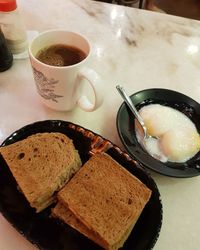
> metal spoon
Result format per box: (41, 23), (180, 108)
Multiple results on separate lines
(116, 85), (152, 140)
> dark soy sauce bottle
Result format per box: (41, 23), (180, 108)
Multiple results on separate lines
(0, 29), (13, 72)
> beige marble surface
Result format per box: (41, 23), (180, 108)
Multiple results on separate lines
(0, 0), (200, 249)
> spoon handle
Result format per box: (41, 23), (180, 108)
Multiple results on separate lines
(116, 85), (145, 127)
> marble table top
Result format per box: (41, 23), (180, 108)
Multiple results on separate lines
(0, 0), (200, 249)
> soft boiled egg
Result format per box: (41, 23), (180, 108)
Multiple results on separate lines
(139, 104), (195, 137)
(160, 128), (200, 163)
(136, 104), (200, 163)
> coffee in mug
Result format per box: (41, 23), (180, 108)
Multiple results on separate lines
(29, 29), (103, 112)
(36, 44), (87, 67)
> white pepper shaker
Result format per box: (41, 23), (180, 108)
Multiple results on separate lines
(0, 0), (28, 54)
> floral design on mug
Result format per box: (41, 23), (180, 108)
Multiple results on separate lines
(33, 67), (63, 102)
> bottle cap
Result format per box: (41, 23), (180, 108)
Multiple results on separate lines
(0, 0), (17, 12)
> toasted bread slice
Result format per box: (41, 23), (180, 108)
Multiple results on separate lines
(52, 201), (106, 248)
(0, 132), (82, 212)
(54, 153), (152, 250)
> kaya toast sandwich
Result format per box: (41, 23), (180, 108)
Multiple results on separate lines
(0, 132), (82, 212)
(52, 153), (152, 250)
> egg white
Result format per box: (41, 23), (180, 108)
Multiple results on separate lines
(137, 104), (200, 163)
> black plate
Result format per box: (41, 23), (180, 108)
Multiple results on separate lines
(0, 120), (162, 250)
(117, 88), (200, 178)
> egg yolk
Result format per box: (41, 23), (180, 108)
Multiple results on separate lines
(160, 128), (200, 162)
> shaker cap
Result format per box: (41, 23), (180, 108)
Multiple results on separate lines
(0, 0), (17, 12)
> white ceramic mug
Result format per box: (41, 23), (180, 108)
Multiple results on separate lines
(29, 29), (103, 111)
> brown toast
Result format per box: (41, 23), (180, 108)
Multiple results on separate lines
(0, 132), (82, 212)
(53, 153), (152, 250)
(52, 201), (106, 248)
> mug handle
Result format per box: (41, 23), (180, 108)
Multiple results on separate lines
(76, 67), (103, 112)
